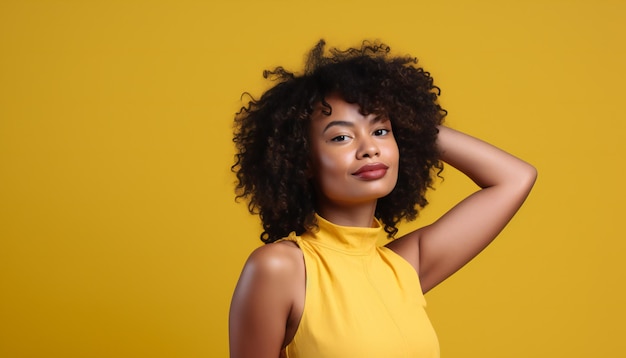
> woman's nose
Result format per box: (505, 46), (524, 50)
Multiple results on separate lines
(357, 136), (380, 159)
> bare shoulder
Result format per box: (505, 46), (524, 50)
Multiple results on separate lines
(385, 228), (424, 273)
(235, 240), (304, 296)
(244, 240), (303, 278)
(229, 241), (304, 357)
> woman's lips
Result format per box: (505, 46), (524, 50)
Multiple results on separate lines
(352, 163), (389, 180)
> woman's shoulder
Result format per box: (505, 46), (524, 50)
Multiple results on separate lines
(230, 241), (305, 356)
(243, 241), (304, 282)
(385, 229), (423, 273)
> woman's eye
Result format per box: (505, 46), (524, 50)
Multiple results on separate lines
(374, 129), (390, 136)
(330, 135), (348, 142)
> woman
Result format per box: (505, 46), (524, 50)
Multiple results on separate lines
(229, 40), (537, 357)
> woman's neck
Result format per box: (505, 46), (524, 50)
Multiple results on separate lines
(316, 201), (378, 228)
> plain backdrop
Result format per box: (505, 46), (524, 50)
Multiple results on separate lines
(1, 0), (625, 357)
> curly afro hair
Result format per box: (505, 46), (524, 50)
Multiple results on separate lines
(232, 39), (446, 243)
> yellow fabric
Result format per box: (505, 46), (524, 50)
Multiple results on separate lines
(281, 214), (439, 358)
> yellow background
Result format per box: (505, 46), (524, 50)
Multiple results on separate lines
(1, 0), (624, 357)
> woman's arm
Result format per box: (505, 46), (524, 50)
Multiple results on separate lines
(387, 125), (537, 293)
(229, 243), (302, 358)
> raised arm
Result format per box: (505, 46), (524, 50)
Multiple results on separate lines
(387, 126), (537, 293)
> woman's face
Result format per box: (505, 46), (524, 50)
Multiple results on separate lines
(308, 94), (399, 210)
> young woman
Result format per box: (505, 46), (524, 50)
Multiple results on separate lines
(229, 40), (537, 358)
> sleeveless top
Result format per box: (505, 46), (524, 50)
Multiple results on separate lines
(280, 214), (439, 358)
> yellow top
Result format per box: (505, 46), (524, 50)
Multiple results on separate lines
(280, 214), (439, 358)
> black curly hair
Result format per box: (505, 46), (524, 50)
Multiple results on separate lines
(232, 39), (446, 243)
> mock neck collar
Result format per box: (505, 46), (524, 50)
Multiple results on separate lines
(302, 213), (385, 254)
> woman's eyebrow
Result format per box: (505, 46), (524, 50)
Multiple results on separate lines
(322, 115), (387, 133)
(322, 120), (354, 133)
(371, 115), (387, 124)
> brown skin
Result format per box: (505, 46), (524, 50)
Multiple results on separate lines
(228, 240), (304, 358)
(308, 94), (400, 227)
(229, 98), (537, 357)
